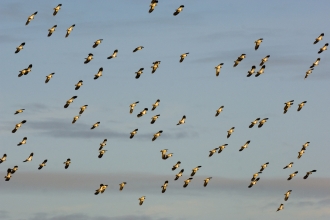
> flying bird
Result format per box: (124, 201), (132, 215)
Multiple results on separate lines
(94, 67), (103, 80)
(15, 42), (25, 53)
(287, 171), (298, 180)
(227, 127), (235, 138)
(130, 129), (138, 139)
(239, 140), (251, 152)
(4, 168), (12, 181)
(95, 184), (108, 195)
(65, 24), (75, 38)
(172, 161), (181, 171)
(177, 115), (186, 125)
(98, 150), (107, 158)
(258, 118), (269, 128)
(249, 118), (260, 128)
(297, 101), (307, 111)
(277, 204), (284, 212)
(23, 152), (33, 162)
(318, 43), (328, 54)
(233, 54), (246, 67)
(248, 178), (260, 188)
(314, 33), (324, 44)
(215, 106), (224, 117)
(91, 122), (100, 130)
(99, 139), (107, 150)
(304, 68), (313, 79)
(254, 38), (263, 50)
(173, 5), (184, 16)
(107, 49), (118, 59)
(284, 190), (292, 201)
(204, 177), (212, 187)
(135, 68), (144, 79)
(149, 0), (158, 13)
(297, 149), (305, 159)
(72, 115), (80, 124)
(161, 180), (168, 193)
(152, 130), (163, 141)
(45, 73), (55, 83)
(12, 120), (27, 133)
(26, 11), (38, 25)
(260, 162), (269, 172)
(75, 80), (83, 90)
(175, 169), (184, 180)
(160, 149), (168, 159)
(218, 144), (228, 154)
(48, 25), (57, 37)
(301, 142), (310, 150)
(183, 178), (193, 188)
(14, 109), (25, 115)
(92, 39), (103, 48)
(139, 196), (146, 205)
(0, 154), (7, 164)
(79, 105), (88, 114)
(179, 53), (189, 62)
(17, 137), (27, 146)
(129, 101), (139, 114)
(255, 65), (266, 77)
(310, 58), (320, 68)
(84, 53), (93, 64)
(53, 4), (62, 16)
(151, 61), (161, 73)
(64, 96), (77, 108)
(163, 153), (173, 160)
(137, 108), (148, 118)
(209, 148), (218, 157)
(215, 63), (224, 76)
(10, 166), (18, 174)
(283, 100), (294, 114)
(260, 55), (270, 66)
(247, 65), (256, 77)
(190, 166), (202, 176)
(18, 64), (33, 77)
(63, 158), (71, 169)
(119, 182), (126, 191)
(133, 46), (144, 53)
(303, 170), (317, 179)
(150, 114), (160, 124)
(151, 99), (160, 111)
(251, 172), (262, 181)
(38, 159), (48, 170)
(283, 162), (294, 169)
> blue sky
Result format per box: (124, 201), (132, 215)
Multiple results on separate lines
(1, 0), (330, 219)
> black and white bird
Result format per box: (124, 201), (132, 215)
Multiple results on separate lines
(254, 38), (263, 50)
(18, 64), (33, 77)
(10, 166), (18, 174)
(239, 140), (251, 152)
(79, 105), (88, 114)
(119, 182), (126, 191)
(152, 130), (163, 141)
(150, 114), (160, 124)
(172, 161), (181, 171)
(99, 139), (107, 150)
(139, 196), (146, 205)
(53, 4), (62, 16)
(23, 152), (33, 162)
(14, 109), (25, 115)
(175, 169), (184, 180)
(303, 170), (317, 179)
(107, 49), (118, 59)
(215, 63), (224, 76)
(64, 96), (77, 108)
(63, 158), (71, 169)
(248, 178), (260, 188)
(92, 39), (103, 48)
(12, 120), (27, 133)
(149, 0), (158, 13)
(203, 177), (212, 187)
(209, 148), (218, 157)
(260, 162), (269, 172)
(233, 54), (246, 67)
(48, 25), (57, 37)
(91, 122), (100, 130)
(95, 184), (108, 195)
(75, 80), (83, 90)
(130, 129), (138, 139)
(84, 53), (93, 64)
(38, 159), (48, 170)
(151, 61), (161, 73)
(17, 137), (27, 146)
(218, 144), (228, 154)
(98, 150), (107, 158)
(255, 65), (266, 77)
(190, 166), (202, 176)
(314, 33), (324, 44)
(287, 171), (298, 180)
(26, 11), (38, 25)
(133, 46), (144, 52)
(227, 127), (235, 138)
(283, 100), (294, 114)
(301, 142), (310, 150)
(45, 73), (55, 83)
(258, 118), (269, 128)
(72, 115), (80, 124)
(135, 68), (144, 79)
(283, 162), (294, 169)
(177, 115), (186, 125)
(247, 65), (256, 77)
(130, 101), (139, 114)
(137, 108), (148, 118)
(173, 5), (184, 16)
(297, 101), (307, 111)
(251, 172), (262, 181)
(94, 67), (103, 80)
(297, 149), (305, 159)
(284, 190), (292, 201)
(277, 204), (284, 212)
(151, 99), (160, 111)
(183, 178), (193, 188)
(161, 180), (169, 193)
(15, 42), (25, 53)
(215, 106), (224, 117)
(160, 149), (168, 159)
(179, 53), (189, 63)
(65, 24), (75, 38)
(318, 43), (328, 54)
(249, 118), (260, 128)
(163, 153), (173, 160)
(310, 58), (320, 68)
(0, 154), (7, 164)
(4, 168), (12, 181)
(260, 55), (270, 66)
(304, 68), (313, 79)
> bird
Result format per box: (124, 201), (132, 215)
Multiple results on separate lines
(135, 68), (144, 79)
(92, 39), (103, 48)
(47, 25), (57, 37)
(255, 65), (266, 77)
(14, 109), (25, 115)
(258, 118), (269, 128)
(179, 53), (189, 62)
(18, 64), (33, 77)
(260, 55), (270, 66)
(15, 42), (25, 53)
(247, 65), (256, 77)
(277, 204), (284, 212)
(10, 166), (18, 174)
(209, 148), (218, 157)
(218, 144), (228, 154)
(287, 171), (298, 180)
(98, 150), (107, 158)
(150, 114), (160, 124)
(133, 46), (144, 52)
(318, 43), (328, 54)
(94, 67), (103, 80)
(163, 153), (173, 160)
(23, 153), (34, 162)
(99, 139), (107, 150)
(151, 99), (160, 111)
(75, 80), (83, 90)
(79, 105), (88, 114)
(26, 11), (38, 25)
(149, 0), (158, 13)
(64, 96), (77, 108)
(173, 5), (184, 16)
(283, 100), (294, 114)
(183, 178), (193, 188)
(227, 127), (235, 138)
(139, 196), (146, 205)
(254, 38), (263, 50)
(303, 170), (317, 179)
(297, 149), (305, 159)
(175, 169), (184, 180)
(215, 63), (224, 76)
(12, 120), (27, 133)
(63, 158), (71, 169)
(107, 49), (118, 59)
(190, 166), (202, 176)
(248, 177), (260, 188)
(284, 190), (292, 201)
(160, 149), (168, 159)
(233, 54), (246, 67)
(45, 73), (55, 83)
(38, 159), (48, 170)
(53, 4), (62, 16)
(172, 161), (181, 171)
(84, 53), (93, 64)
(137, 108), (148, 118)
(304, 68), (313, 79)
(283, 162), (294, 169)
(249, 118), (260, 128)
(72, 115), (80, 124)
(260, 162), (269, 172)
(215, 106), (224, 117)
(65, 24), (75, 38)
(0, 154), (7, 164)
(151, 61), (161, 73)
(301, 142), (310, 150)
(251, 172), (262, 181)
(4, 168), (12, 181)
(17, 137), (27, 146)
(95, 184), (108, 195)
(314, 33), (324, 44)
(297, 101), (307, 111)
(161, 180), (168, 193)
(119, 182), (127, 191)
(91, 122), (100, 130)
(130, 129), (138, 139)
(239, 140), (251, 152)
(203, 177), (212, 187)
(129, 101), (139, 114)
(310, 58), (320, 68)
(177, 115), (186, 125)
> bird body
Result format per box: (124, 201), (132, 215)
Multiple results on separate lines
(0, 154), (7, 164)
(133, 46), (144, 53)
(38, 159), (48, 170)
(204, 177), (212, 187)
(149, 0), (158, 13)
(251, 172), (262, 181)
(4, 168), (12, 181)
(287, 171), (298, 180)
(247, 65), (256, 77)
(45, 73), (55, 83)
(303, 170), (317, 179)
(277, 204), (284, 212)
(53, 4), (62, 16)
(284, 100), (294, 114)
(95, 184), (108, 195)
(305, 68), (313, 79)
(310, 58), (320, 68)
(48, 25), (57, 37)
(150, 114), (160, 124)
(99, 139), (107, 150)
(283, 162), (293, 169)
(98, 150), (107, 158)
(18, 64), (33, 77)
(301, 142), (310, 150)
(218, 144), (228, 154)
(93, 39), (103, 48)
(260, 162), (269, 171)
(152, 130), (163, 141)
(258, 118), (268, 128)
(64, 158), (71, 169)
(209, 148), (218, 157)
(91, 122), (100, 130)
(139, 196), (146, 205)
(173, 5), (184, 16)
(10, 166), (18, 174)
(64, 96), (77, 108)
(297, 149), (305, 159)
(215, 106), (224, 117)
(137, 108), (148, 117)
(15, 42), (25, 53)
(152, 99), (160, 111)
(151, 61), (161, 73)
(26, 11), (38, 25)
(255, 65), (266, 77)
(130, 101), (139, 114)
(175, 169), (184, 180)
(233, 54), (246, 67)
(239, 140), (251, 152)
(297, 101), (307, 111)
(180, 53), (189, 62)
(14, 109), (25, 115)
(161, 180), (168, 193)
(249, 118), (260, 128)
(23, 152), (34, 162)
(254, 38), (263, 50)
(12, 120), (27, 133)
(79, 105), (88, 114)
(75, 80), (83, 90)
(84, 53), (93, 64)
(215, 63), (224, 76)
(177, 115), (186, 125)
(227, 127), (235, 138)
(172, 161), (181, 171)
(130, 129), (138, 139)
(191, 166), (202, 176)
(314, 33), (324, 44)
(260, 55), (270, 66)
(318, 43), (328, 54)
(183, 178), (193, 188)
(72, 115), (80, 124)
(94, 67), (103, 80)
(284, 190), (292, 201)
(248, 177), (260, 188)
(135, 68), (144, 79)
(119, 182), (126, 191)
(107, 49), (118, 59)
(66, 24), (75, 38)
(17, 137), (27, 146)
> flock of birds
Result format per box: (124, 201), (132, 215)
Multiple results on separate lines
(1, 1), (326, 211)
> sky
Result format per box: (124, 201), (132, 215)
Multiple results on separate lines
(1, 0), (330, 219)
